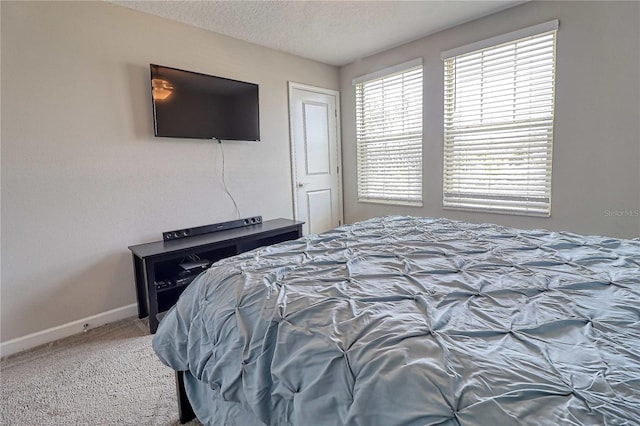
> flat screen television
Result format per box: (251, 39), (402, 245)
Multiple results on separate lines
(150, 64), (260, 141)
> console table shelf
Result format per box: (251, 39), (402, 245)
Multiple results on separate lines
(129, 218), (303, 333)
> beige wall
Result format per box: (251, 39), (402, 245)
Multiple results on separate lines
(340, 1), (640, 239)
(1, 1), (338, 342)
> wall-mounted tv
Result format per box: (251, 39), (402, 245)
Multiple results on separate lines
(150, 64), (260, 141)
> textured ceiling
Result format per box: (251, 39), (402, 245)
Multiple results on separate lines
(109, 1), (525, 66)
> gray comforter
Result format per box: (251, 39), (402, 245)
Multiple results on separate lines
(153, 216), (640, 425)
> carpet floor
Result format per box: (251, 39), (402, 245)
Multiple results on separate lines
(0, 317), (202, 425)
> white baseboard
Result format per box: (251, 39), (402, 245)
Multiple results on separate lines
(0, 303), (139, 358)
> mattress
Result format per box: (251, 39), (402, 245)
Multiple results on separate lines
(153, 216), (640, 425)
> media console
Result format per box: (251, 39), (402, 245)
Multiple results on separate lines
(129, 218), (303, 333)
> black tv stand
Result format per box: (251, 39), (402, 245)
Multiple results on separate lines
(128, 218), (303, 333)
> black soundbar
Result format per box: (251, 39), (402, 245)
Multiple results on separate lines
(163, 216), (263, 241)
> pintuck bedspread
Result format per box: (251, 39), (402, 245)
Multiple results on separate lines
(153, 216), (640, 425)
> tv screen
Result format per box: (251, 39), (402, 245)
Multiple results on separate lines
(150, 64), (260, 141)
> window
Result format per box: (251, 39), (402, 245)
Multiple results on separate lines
(442, 20), (558, 216)
(354, 59), (423, 206)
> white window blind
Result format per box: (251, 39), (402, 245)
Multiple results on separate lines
(442, 21), (558, 216)
(354, 60), (423, 206)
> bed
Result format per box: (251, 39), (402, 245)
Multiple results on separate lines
(152, 215), (640, 425)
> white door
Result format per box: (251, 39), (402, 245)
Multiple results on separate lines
(288, 83), (343, 235)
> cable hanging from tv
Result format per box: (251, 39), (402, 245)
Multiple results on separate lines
(217, 139), (241, 219)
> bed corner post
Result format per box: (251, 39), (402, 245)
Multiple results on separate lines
(176, 371), (196, 424)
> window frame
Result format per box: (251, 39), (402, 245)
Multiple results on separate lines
(353, 58), (424, 207)
(441, 20), (559, 217)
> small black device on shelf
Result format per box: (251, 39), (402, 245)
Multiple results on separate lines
(154, 258), (212, 292)
(179, 259), (210, 272)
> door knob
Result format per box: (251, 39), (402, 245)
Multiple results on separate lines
(297, 182), (306, 188)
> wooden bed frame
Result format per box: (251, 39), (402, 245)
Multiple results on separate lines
(176, 371), (196, 423)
